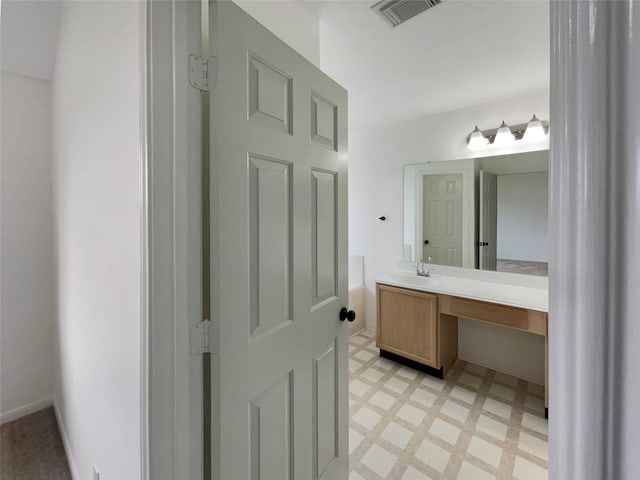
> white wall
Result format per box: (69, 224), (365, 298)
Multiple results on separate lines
(346, 89), (549, 382)
(458, 318), (545, 384)
(0, 0), (62, 81)
(497, 172), (549, 262)
(232, 0), (320, 66)
(51, 2), (143, 478)
(0, 72), (55, 422)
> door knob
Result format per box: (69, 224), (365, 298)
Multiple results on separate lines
(424, 240), (430, 245)
(339, 307), (356, 322)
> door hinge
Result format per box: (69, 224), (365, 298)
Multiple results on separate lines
(191, 319), (217, 355)
(188, 54), (217, 92)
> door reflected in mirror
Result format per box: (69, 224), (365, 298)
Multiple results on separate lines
(422, 174), (463, 266)
(403, 151), (548, 276)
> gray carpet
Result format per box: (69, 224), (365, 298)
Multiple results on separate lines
(496, 259), (548, 277)
(0, 407), (71, 480)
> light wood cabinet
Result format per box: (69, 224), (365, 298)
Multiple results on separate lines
(376, 284), (438, 368)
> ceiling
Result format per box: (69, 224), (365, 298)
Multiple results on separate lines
(0, 0), (549, 133)
(1, 0), (62, 81)
(314, 0), (550, 132)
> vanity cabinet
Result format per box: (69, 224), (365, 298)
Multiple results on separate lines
(376, 279), (549, 417)
(376, 284), (440, 369)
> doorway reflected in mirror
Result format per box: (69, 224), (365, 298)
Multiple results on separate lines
(403, 151), (548, 276)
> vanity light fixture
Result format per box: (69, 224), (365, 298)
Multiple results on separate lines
(466, 115), (549, 150)
(493, 121), (515, 146)
(523, 114), (547, 142)
(467, 125), (489, 150)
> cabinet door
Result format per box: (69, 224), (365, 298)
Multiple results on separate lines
(376, 284), (438, 367)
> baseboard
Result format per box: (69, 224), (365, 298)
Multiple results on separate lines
(0, 396), (53, 424)
(53, 400), (80, 480)
(458, 349), (544, 385)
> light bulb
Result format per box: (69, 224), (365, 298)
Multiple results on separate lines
(493, 121), (515, 146)
(467, 126), (488, 150)
(523, 114), (547, 142)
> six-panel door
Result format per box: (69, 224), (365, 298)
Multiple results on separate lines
(209, 3), (349, 479)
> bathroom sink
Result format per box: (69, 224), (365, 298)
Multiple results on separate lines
(386, 272), (441, 289)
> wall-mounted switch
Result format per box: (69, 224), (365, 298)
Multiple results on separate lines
(93, 466), (100, 480)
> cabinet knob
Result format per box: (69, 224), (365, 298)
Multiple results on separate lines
(339, 307), (356, 322)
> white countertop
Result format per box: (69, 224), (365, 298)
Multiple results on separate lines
(377, 267), (548, 312)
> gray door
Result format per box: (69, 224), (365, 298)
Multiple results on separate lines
(208, 3), (349, 479)
(479, 170), (498, 270)
(422, 174), (463, 266)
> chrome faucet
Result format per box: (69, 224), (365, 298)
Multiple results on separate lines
(416, 257), (432, 277)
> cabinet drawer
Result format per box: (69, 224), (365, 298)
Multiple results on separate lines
(439, 295), (529, 330)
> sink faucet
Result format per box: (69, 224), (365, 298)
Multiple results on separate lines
(416, 257), (432, 277)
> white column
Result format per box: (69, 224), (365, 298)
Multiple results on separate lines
(550, 1), (640, 478)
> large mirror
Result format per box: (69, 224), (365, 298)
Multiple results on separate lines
(403, 150), (548, 276)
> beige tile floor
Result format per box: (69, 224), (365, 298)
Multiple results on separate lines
(349, 330), (548, 480)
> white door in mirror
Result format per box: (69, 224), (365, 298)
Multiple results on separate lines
(422, 174), (463, 266)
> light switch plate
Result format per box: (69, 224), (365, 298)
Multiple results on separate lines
(93, 466), (100, 480)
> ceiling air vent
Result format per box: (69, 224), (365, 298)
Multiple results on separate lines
(372, 0), (441, 27)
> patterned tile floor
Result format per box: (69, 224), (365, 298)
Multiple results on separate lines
(349, 330), (548, 480)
